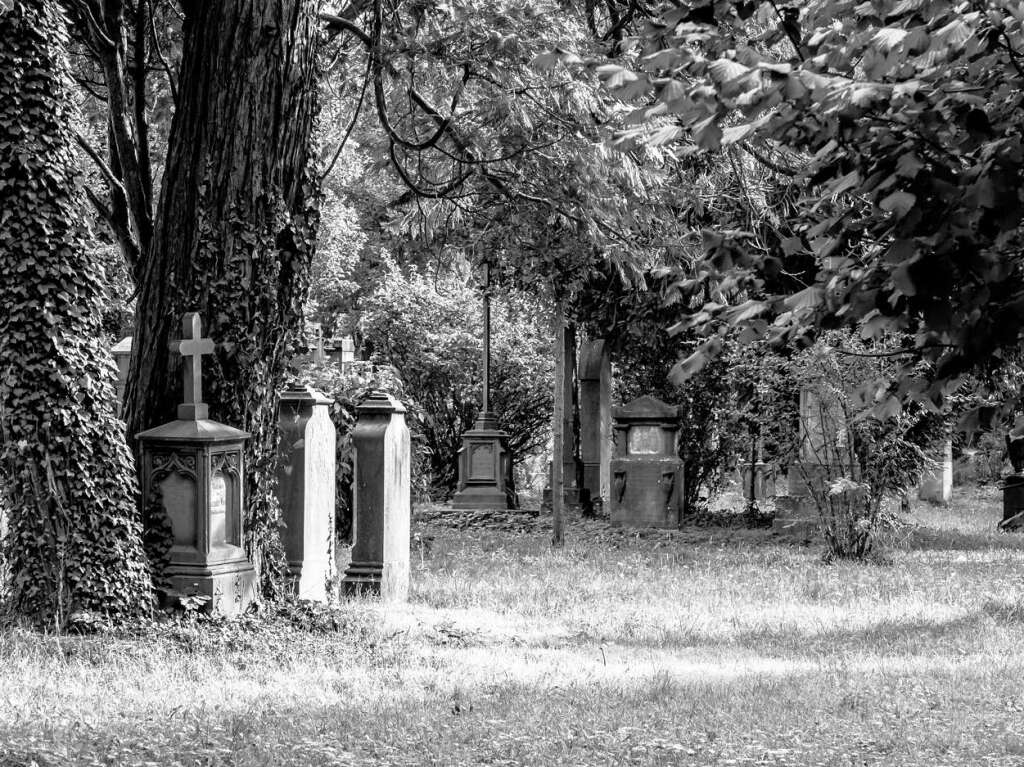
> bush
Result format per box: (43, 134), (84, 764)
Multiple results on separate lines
(790, 335), (947, 559)
(361, 264), (552, 497)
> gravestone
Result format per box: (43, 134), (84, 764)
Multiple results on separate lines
(579, 338), (611, 511)
(1001, 425), (1024, 531)
(773, 387), (847, 537)
(738, 459), (774, 501)
(277, 387), (335, 601)
(343, 391), (411, 601)
(918, 439), (953, 506)
(111, 336), (132, 417)
(609, 395), (684, 528)
(136, 313), (257, 616)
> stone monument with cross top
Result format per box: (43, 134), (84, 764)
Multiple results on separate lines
(136, 312), (257, 615)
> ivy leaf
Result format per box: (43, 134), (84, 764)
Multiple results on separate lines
(879, 191), (916, 218)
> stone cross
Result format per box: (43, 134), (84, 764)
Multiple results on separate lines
(170, 312), (214, 421)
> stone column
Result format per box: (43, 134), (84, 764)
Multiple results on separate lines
(277, 387), (336, 602)
(111, 336), (132, 417)
(578, 338), (611, 508)
(773, 387), (846, 537)
(343, 392), (411, 602)
(918, 438), (953, 506)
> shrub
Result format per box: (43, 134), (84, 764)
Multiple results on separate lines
(790, 335), (947, 559)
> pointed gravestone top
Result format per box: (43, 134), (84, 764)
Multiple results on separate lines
(169, 312), (215, 421)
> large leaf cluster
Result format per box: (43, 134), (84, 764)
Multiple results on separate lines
(593, 0), (1024, 411)
(0, 1), (150, 627)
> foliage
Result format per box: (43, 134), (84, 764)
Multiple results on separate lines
(289, 360), (423, 541)
(0, 1), (151, 627)
(790, 333), (946, 558)
(587, 0), (1024, 416)
(361, 263), (553, 496)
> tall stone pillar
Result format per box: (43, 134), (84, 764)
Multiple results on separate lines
(918, 438), (953, 506)
(343, 392), (411, 602)
(773, 387), (846, 537)
(277, 387), (336, 601)
(578, 338), (611, 509)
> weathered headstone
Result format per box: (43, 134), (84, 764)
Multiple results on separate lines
(136, 313), (257, 616)
(579, 338), (611, 511)
(609, 395), (684, 528)
(277, 387), (336, 601)
(111, 336), (132, 417)
(343, 392), (411, 601)
(918, 439), (953, 506)
(1001, 426), (1024, 531)
(773, 387), (847, 537)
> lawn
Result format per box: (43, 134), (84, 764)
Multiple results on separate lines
(2, 486), (1024, 766)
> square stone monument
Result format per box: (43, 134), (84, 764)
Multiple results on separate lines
(278, 386), (336, 601)
(136, 313), (257, 616)
(343, 392), (411, 601)
(609, 395), (684, 528)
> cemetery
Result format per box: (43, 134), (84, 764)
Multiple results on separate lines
(4, 2), (1024, 766)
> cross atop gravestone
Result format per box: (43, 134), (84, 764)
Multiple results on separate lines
(169, 312), (214, 421)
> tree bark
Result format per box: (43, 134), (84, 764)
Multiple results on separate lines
(552, 301), (566, 548)
(123, 0), (322, 593)
(0, 1), (151, 627)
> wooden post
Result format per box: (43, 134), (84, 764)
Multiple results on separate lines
(552, 301), (566, 547)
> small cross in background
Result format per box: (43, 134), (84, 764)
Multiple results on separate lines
(170, 312), (215, 420)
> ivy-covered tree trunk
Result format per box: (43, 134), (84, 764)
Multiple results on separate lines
(123, 0), (322, 595)
(0, 1), (151, 626)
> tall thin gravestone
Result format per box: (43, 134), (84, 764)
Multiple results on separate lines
(278, 387), (336, 601)
(579, 338), (611, 510)
(343, 392), (411, 601)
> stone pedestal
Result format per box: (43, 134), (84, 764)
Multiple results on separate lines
(738, 460), (774, 501)
(343, 392), (411, 601)
(918, 439), (953, 506)
(137, 419), (258, 616)
(609, 396), (684, 528)
(136, 313), (257, 616)
(579, 339), (611, 510)
(772, 462), (826, 537)
(278, 387), (336, 601)
(1000, 474), (1024, 531)
(451, 412), (514, 509)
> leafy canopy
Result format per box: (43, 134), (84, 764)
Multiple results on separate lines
(580, 0), (1024, 415)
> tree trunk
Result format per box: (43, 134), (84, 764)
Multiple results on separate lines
(552, 301), (566, 548)
(0, 1), (151, 627)
(123, 0), (322, 594)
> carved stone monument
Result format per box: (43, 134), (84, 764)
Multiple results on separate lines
(277, 387), (336, 601)
(136, 313), (257, 615)
(579, 338), (611, 511)
(343, 392), (411, 601)
(609, 395), (684, 528)
(918, 439), (953, 506)
(773, 387), (846, 537)
(1001, 425), (1024, 531)
(452, 259), (514, 509)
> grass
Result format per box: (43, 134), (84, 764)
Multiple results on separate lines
(3, 486), (1024, 765)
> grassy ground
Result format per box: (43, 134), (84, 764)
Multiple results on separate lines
(2, 486), (1024, 766)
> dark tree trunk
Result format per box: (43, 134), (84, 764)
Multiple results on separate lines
(124, 0), (322, 594)
(0, 1), (151, 627)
